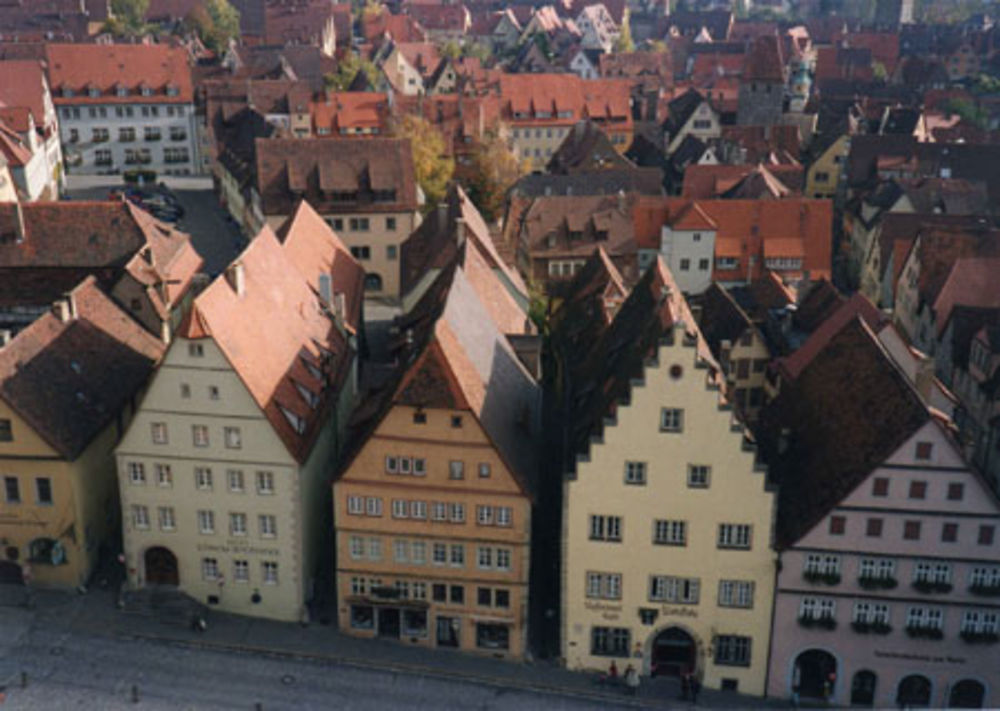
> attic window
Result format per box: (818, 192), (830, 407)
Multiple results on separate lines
(188, 343), (204, 357)
(166, 85), (179, 97)
(116, 86), (128, 97)
(141, 86), (152, 97)
(88, 87), (100, 98)
(62, 87), (74, 98)
(295, 382), (319, 409)
(557, 110), (572, 119)
(281, 406), (307, 435)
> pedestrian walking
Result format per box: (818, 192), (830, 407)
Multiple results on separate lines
(624, 665), (640, 697)
(691, 675), (701, 704)
(609, 661), (619, 682)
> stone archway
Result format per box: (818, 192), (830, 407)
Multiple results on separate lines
(793, 649), (837, 700)
(144, 546), (179, 586)
(649, 626), (697, 677)
(364, 273), (383, 292)
(897, 674), (932, 708)
(949, 679), (986, 708)
(851, 669), (878, 706)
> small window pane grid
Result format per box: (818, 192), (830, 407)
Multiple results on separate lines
(150, 422), (168, 444)
(589, 515), (622, 542)
(970, 566), (1000, 593)
(851, 602), (891, 633)
(905, 607), (945, 639)
(803, 554), (842, 584)
(128, 462), (146, 484)
(591, 626), (630, 656)
(586, 572), (622, 600)
(718, 524), (751, 549)
(256, 471), (275, 495)
(687, 465), (710, 488)
(718, 580), (754, 608)
(912, 561), (953, 593)
(385, 456), (427, 476)
(858, 558), (897, 589)
(624, 461), (646, 485)
(714, 635), (751, 666)
(649, 576), (700, 604)
(798, 597), (837, 629)
(960, 611), (1000, 641)
(653, 519), (686, 546)
(660, 408), (684, 432)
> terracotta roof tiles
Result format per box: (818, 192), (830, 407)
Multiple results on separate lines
(46, 44), (193, 104)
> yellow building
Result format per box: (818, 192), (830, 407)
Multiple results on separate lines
(115, 203), (364, 622)
(559, 259), (777, 695)
(805, 134), (849, 199)
(0, 277), (164, 588)
(334, 240), (539, 658)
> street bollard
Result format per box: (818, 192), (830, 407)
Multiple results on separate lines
(131, 684), (139, 703)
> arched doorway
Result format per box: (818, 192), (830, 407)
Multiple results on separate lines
(949, 679), (985, 708)
(851, 670), (878, 706)
(650, 626), (696, 677)
(0, 560), (23, 585)
(144, 547), (179, 586)
(793, 649), (837, 700)
(364, 273), (383, 292)
(897, 674), (932, 708)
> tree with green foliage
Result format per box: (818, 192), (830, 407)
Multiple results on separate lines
(871, 61), (888, 82)
(462, 42), (490, 62)
(391, 114), (455, 209)
(440, 40), (462, 60)
(106, 0), (150, 36)
(464, 132), (526, 224)
(972, 73), (1000, 95)
(183, 0), (241, 52)
(324, 53), (380, 91)
(943, 98), (990, 129)
(642, 39), (668, 53)
(612, 21), (634, 52)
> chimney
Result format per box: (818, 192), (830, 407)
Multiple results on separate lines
(226, 262), (246, 296)
(53, 298), (72, 323)
(0, 329), (11, 348)
(14, 201), (25, 244)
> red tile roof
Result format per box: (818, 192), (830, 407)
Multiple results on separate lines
(310, 92), (389, 134)
(0, 60), (49, 130)
(499, 74), (632, 128)
(362, 11), (427, 43)
(932, 258), (1000, 337)
(46, 43), (194, 104)
(742, 34), (784, 82)
(0, 276), (165, 460)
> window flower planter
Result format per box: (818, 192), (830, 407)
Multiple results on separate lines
(799, 616), (837, 630)
(912, 580), (952, 594)
(960, 630), (999, 644)
(858, 576), (897, 590)
(852, 621), (892, 635)
(803, 571), (842, 585)
(969, 584), (1000, 597)
(905, 626), (944, 640)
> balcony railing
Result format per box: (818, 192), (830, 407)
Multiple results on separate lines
(905, 625), (944, 640)
(858, 575), (898, 590)
(912, 579), (952, 594)
(851, 620), (892, 635)
(960, 630), (999, 644)
(798, 615), (837, 630)
(803, 570), (841, 585)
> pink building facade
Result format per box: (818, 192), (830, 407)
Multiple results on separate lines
(766, 422), (1000, 708)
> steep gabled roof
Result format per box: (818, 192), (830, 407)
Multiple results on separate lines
(696, 282), (755, 358)
(0, 276), (165, 460)
(757, 317), (929, 548)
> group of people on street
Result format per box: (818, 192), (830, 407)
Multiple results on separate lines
(603, 662), (701, 702)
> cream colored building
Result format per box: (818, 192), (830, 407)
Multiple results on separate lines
(560, 258), (777, 696)
(115, 205), (364, 622)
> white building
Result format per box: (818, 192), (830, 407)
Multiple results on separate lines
(0, 59), (64, 199)
(47, 44), (201, 177)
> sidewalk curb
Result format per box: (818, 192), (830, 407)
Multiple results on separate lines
(120, 630), (664, 708)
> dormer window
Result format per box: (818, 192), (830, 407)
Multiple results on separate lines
(280, 406), (307, 434)
(116, 86), (128, 97)
(141, 86), (152, 97)
(88, 87), (100, 98)
(295, 382), (319, 409)
(166, 84), (179, 97)
(62, 87), (74, 98)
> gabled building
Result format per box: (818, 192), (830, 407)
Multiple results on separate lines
(0, 276), (165, 589)
(333, 240), (539, 658)
(115, 203), (364, 622)
(662, 89), (721, 156)
(252, 138), (421, 299)
(0, 201), (203, 339)
(758, 317), (1000, 709)
(737, 35), (786, 128)
(558, 258), (776, 694)
(0, 59), (63, 199)
(46, 44), (200, 176)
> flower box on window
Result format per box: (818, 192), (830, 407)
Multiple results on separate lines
(852, 620), (892, 635)
(803, 570), (842, 585)
(960, 630), (999, 644)
(905, 625), (944, 640)
(798, 615), (837, 630)
(969, 583), (1000, 597)
(858, 575), (897, 590)
(913, 580), (952, 594)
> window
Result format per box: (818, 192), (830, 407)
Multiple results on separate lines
(259, 515), (277, 538)
(144, 127), (161, 141)
(386, 217), (397, 231)
(128, 462), (146, 485)
(262, 561), (278, 585)
(449, 461), (464, 480)
(660, 408), (684, 432)
(195, 468), (212, 491)
(653, 519), (686, 546)
(905, 606), (943, 631)
(197, 510), (215, 534)
(451, 415), (463, 428)
(431, 502), (447, 521)
(591, 627), (630, 656)
(180, 383), (191, 398)
(829, 516), (846, 535)
(589, 514), (622, 542)
(449, 503), (465, 523)
(348, 218), (370, 232)
(624, 461), (646, 485)
(349, 535), (364, 560)
(349, 246), (370, 260)
(192, 425), (209, 447)
(415, 458), (427, 476)
(411, 501), (426, 519)
(151, 422), (168, 444)
(233, 560), (249, 582)
(35, 478), (52, 505)
(679, 258), (691, 271)
(394, 540), (409, 563)
(433, 543), (447, 565)
(979, 525), (995, 545)
(188, 343), (204, 358)
(450, 586), (464, 604)
(412, 411), (427, 424)
(399, 457), (412, 475)
(224, 427), (242, 449)
(804, 554), (842, 578)
(496, 507), (512, 527)
(496, 548), (511, 571)
(866, 518), (883, 537)
(477, 506), (494, 526)
(718, 580), (754, 608)
(872, 478), (889, 497)
(909, 481), (927, 500)
(347, 495), (364, 515)
(495, 589), (510, 608)
(915, 442), (933, 460)
(947, 483), (964, 501)
(4, 476), (19, 503)
(478, 463), (491, 478)
(208, 386), (220, 401)
(365, 539), (381, 561)
(202, 558), (219, 581)
(392, 499), (409, 519)
(961, 611), (1000, 636)
(650, 576), (700, 604)
(230, 513), (248, 536)
(904, 520), (922, 541)
(132, 505), (150, 529)
(922, 516), (951, 542)
(970, 567), (1000, 589)
(799, 597), (836, 621)
(411, 541), (426, 565)
(699, 258), (710, 271)
(159, 507), (176, 531)
(478, 547), (493, 569)
(859, 557), (896, 581)
(119, 127), (135, 142)
(385, 456), (399, 474)
(450, 544), (465, 567)
(256, 471), (274, 495)
(718, 524), (752, 549)
(687, 465), (710, 488)
(227, 469), (244, 493)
